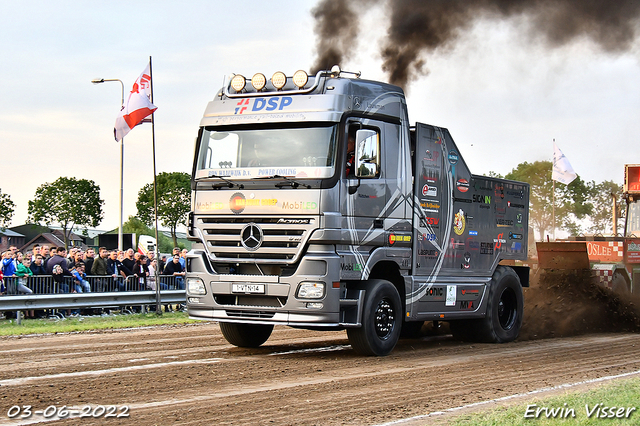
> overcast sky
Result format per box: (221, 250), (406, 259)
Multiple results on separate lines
(1, 1), (639, 231)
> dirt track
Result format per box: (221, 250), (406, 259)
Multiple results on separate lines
(0, 321), (639, 426)
(1, 273), (640, 425)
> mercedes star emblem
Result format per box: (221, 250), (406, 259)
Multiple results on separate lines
(240, 223), (263, 251)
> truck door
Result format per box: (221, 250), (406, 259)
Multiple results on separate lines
(412, 123), (448, 276)
(341, 120), (388, 225)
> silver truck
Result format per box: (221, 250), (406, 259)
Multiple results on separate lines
(186, 66), (530, 356)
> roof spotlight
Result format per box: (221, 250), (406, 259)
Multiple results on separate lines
(271, 71), (287, 90)
(292, 70), (308, 88)
(251, 73), (266, 91)
(230, 74), (246, 92)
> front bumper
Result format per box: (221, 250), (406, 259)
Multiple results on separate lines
(186, 248), (346, 327)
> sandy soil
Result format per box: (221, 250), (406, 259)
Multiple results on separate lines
(0, 273), (639, 425)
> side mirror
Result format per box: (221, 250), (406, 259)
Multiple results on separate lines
(355, 129), (380, 178)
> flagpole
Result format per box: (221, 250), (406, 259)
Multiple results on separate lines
(149, 55), (162, 315)
(552, 179), (556, 241)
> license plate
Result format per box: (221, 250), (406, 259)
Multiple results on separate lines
(232, 284), (265, 294)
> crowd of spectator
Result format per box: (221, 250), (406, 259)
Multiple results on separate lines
(1, 243), (188, 316)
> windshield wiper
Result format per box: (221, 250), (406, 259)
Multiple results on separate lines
(256, 174), (311, 189)
(203, 174), (244, 189)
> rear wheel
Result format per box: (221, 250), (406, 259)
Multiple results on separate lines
(476, 266), (523, 343)
(347, 280), (402, 356)
(219, 322), (274, 348)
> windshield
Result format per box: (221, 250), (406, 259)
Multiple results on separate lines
(195, 124), (338, 180)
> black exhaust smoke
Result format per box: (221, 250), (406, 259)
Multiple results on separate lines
(311, 0), (640, 88)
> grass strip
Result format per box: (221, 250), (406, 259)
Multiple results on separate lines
(450, 377), (640, 425)
(0, 311), (199, 336)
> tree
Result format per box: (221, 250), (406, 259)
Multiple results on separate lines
(27, 177), (104, 249)
(505, 161), (594, 240)
(0, 189), (15, 230)
(136, 172), (191, 248)
(587, 180), (624, 236)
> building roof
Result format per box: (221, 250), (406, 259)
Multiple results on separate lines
(0, 228), (24, 237)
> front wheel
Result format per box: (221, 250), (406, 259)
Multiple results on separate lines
(219, 322), (274, 348)
(476, 266), (523, 343)
(347, 280), (402, 356)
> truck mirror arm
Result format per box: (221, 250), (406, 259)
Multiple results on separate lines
(348, 179), (360, 195)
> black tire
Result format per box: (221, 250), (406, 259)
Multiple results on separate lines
(219, 322), (274, 348)
(347, 280), (402, 356)
(475, 266), (523, 343)
(611, 272), (630, 295)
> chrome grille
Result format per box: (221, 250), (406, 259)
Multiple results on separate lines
(196, 216), (317, 263)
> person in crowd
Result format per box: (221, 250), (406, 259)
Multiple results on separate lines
(31, 244), (41, 262)
(107, 250), (128, 291)
(163, 254), (185, 310)
(163, 253), (185, 290)
(74, 250), (84, 266)
(180, 249), (188, 269)
(14, 253), (34, 294)
(46, 247), (71, 293)
(45, 248), (70, 275)
(158, 255), (166, 276)
(66, 248), (78, 268)
(2, 249), (17, 280)
(40, 245), (51, 264)
(122, 248), (136, 278)
(14, 255), (35, 318)
(147, 258), (168, 291)
(133, 255), (149, 291)
(29, 254), (47, 276)
(29, 254), (48, 294)
(2, 248), (18, 296)
(84, 248), (95, 275)
(46, 247), (58, 269)
(70, 262), (91, 293)
(91, 247), (110, 292)
(147, 250), (156, 265)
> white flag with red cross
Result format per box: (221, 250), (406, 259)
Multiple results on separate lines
(114, 64), (157, 142)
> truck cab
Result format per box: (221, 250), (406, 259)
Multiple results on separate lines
(186, 67), (530, 355)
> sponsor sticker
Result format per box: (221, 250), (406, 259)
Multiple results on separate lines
(446, 285), (457, 306)
(448, 150), (459, 165)
(422, 184), (437, 197)
(457, 178), (469, 193)
(454, 209), (466, 235)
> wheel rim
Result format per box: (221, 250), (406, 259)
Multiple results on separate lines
(374, 297), (396, 339)
(497, 287), (517, 330)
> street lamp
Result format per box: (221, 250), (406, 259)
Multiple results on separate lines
(91, 78), (125, 252)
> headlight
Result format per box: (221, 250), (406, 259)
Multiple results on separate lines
(251, 73), (266, 91)
(271, 71), (287, 90)
(297, 282), (325, 299)
(187, 278), (206, 295)
(230, 74), (246, 92)
(292, 70), (308, 88)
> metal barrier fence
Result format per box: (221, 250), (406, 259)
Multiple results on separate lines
(0, 275), (186, 313)
(1, 275), (185, 295)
